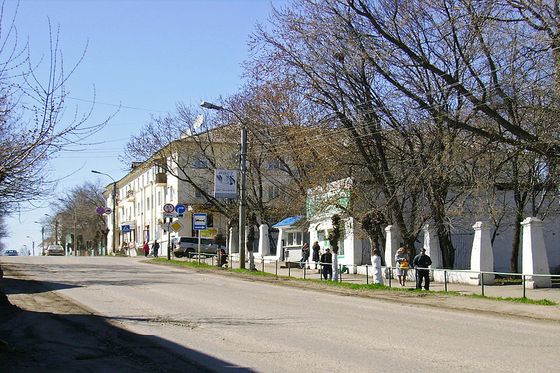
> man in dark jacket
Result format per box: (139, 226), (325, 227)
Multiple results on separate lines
(320, 248), (333, 280)
(152, 240), (160, 258)
(413, 248), (432, 290)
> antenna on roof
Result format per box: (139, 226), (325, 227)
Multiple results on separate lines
(193, 114), (204, 129)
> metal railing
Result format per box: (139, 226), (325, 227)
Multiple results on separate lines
(172, 254), (560, 300)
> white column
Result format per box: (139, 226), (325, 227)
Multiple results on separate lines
(276, 228), (285, 260)
(257, 224), (270, 257)
(423, 224), (442, 269)
(469, 221), (495, 285)
(384, 225), (399, 277)
(229, 227), (238, 255)
(521, 217), (551, 288)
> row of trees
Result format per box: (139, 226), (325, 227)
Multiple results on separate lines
(42, 182), (108, 255)
(124, 0), (560, 272)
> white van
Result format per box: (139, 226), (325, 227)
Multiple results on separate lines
(172, 237), (222, 258)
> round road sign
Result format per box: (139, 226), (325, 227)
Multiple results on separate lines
(163, 203), (175, 213)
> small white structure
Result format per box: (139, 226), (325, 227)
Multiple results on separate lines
(423, 224), (442, 269)
(256, 224), (270, 258)
(384, 225), (399, 277)
(272, 216), (307, 262)
(521, 217), (551, 288)
(469, 221), (495, 285)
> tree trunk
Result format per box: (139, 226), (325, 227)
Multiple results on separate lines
(510, 212), (523, 273)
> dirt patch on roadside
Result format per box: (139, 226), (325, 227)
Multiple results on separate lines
(0, 265), (210, 372)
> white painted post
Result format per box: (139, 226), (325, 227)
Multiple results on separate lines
(423, 224), (442, 269)
(384, 225), (399, 278)
(276, 228), (285, 260)
(469, 221), (495, 285)
(257, 224), (270, 257)
(229, 227), (239, 255)
(521, 217), (551, 288)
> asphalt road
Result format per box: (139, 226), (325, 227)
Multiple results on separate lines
(2, 256), (559, 372)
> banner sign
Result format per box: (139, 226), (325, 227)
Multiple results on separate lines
(214, 169), (237, 199)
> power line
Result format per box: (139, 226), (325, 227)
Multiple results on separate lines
(67, 96), (171, 113)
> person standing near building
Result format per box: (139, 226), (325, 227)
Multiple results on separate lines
(152, 240), (160, 258)
(372, 249), (384, 285)
(413, 248), (432, 290)
(395, 247), (409, 286)
(320, 248), (333, 280)
(300, 243), (310, 269)
(312, 241), (321, 270)
(142, 241), (149, 257)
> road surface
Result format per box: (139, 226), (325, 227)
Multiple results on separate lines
(1, 256), (558, 372)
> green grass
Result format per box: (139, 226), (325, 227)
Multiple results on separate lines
(147, 258), (557, 305)
(466, 293), (556, 305)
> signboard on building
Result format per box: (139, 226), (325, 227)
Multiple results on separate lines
(214, 169), (237, 199)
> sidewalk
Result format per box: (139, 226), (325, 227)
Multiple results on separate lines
(182, 256), (560, 303)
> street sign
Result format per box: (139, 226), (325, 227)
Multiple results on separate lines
(170, 220), (183, 232)
(95, 206), (106, 215)
(162, 212), (178, 218)
(175, 204), (186, 215)
(163, 203), (175, 213)
(193, 213), (207, 230)
(121, 224), (131, 233)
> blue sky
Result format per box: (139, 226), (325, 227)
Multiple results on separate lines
(5, 0), (283, 253)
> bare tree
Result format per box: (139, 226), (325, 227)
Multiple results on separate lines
(0, 10), (109, 214)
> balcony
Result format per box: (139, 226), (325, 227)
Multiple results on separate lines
(126, 189), (135, 201)
(155, 172), (167, 185)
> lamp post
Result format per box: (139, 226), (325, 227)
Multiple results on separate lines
(34, 221), (45, 255)
(92, 170), (117, 255)
(200, 101), (248, 269)
(26, 236), (35, 256)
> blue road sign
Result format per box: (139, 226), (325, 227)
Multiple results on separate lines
(175, 204), (186, 215)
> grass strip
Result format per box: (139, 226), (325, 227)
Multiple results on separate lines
(148, 258), (557, 306)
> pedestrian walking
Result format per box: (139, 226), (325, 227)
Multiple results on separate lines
(395, 247), (409, 286)
(413, 248), (432, 290)
(312, 241), (320, 270)
(300, 243), (310, 269)
(142, 241), (149, 257)
(372, 249), (384, 285)
(320, 248), (333, 280)
(152, 240), (160, 258)
(219, 248), (228, 267)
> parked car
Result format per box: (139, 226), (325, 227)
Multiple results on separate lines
(172, 237), (223, 258)
(45, 244), (65, 256)
(3, 249), (18, 256)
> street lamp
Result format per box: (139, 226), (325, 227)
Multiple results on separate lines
(27, 236), (35, 256)
(200, 101), (248, 269)
(92, 170), (117, 255)
(35, 220), (45, 255)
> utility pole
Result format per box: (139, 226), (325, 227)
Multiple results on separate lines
(200, 101), (248, 269)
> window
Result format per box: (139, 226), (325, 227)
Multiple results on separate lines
(146, 197), (150, 210)
(193, 156), (209, 169)
(322, 229), (344, 255)
(287, 231), (302, 247)
(267, 185), (279, 200)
